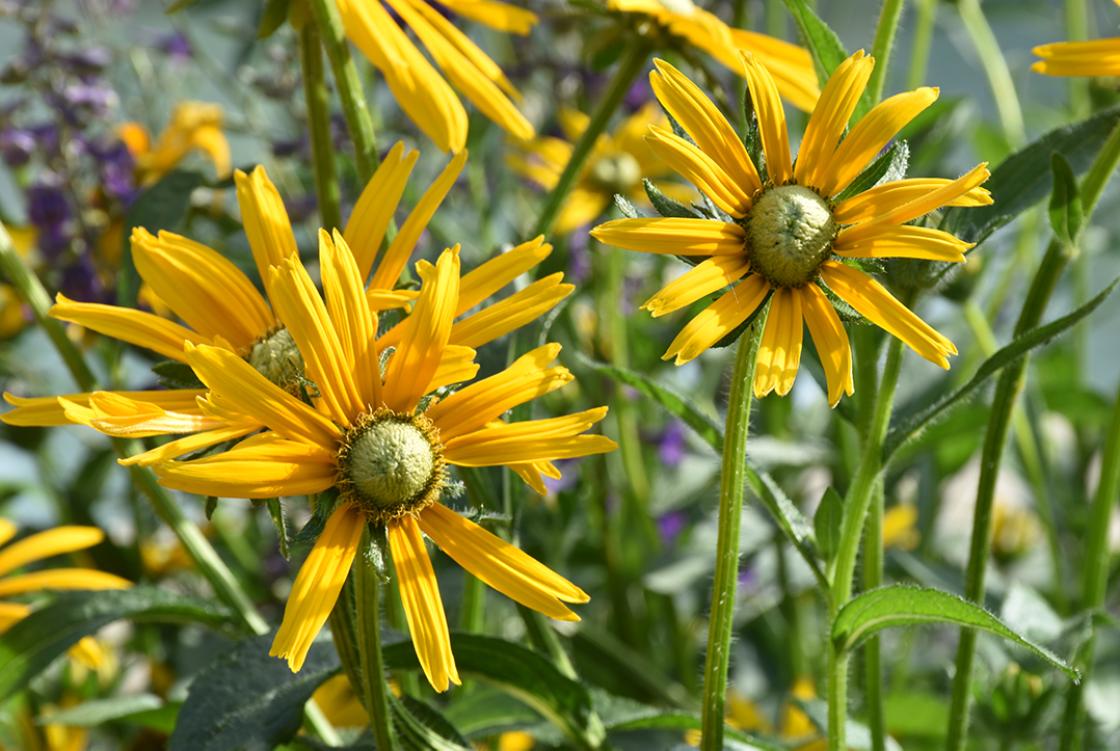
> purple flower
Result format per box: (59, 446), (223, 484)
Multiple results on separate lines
(60, 257), (103, 302)
(567, 230), (591, 285)
(27, 180), (70, 230)
(28, 122), (59, 154)
(60, 82), (116, 113)
(93, 139), (137, 204)
(0, 127), (35, 167)
(154, 31), (193, 62)
(658, 420), (687, 467)
(624, 78), (653, 112)
(58, 47), (111, 73)
(657, 509), (687, 546)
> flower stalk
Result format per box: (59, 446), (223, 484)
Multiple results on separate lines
(299, 20), (342, 231)
(945, 121), (1120, 751)
(864, 0), (906, 113)
(354, 529), (398, 751)
(699, 321), (762, 751)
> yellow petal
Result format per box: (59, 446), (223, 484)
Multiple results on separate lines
(650, 59), (762, 196)
(450, 274), (573, 348)
(58, 391), (226, 438)
(739, 51), (793, 184)
(644, 126), (752, 217)
(457, 236), (552, 313)
(418, 503), (585, 621)
(663, 274), (770, 365)
(235, 166), (299, 290)
(271, 504), (365, 672)
(0, 526), (105, 577)
(728, 28), (820, 111)
(820, 261), (956, 368)
(753, 288), (803, 398)
(438, 0), (537, 33)
(642, 255), (752, 318)
(794, 50), (874, 190)
(1032, 38), (1120, 77)
(799, 284), (853, 407)
(591, 217), (746, 256)
(819, 87), (939, 196)
(553, 188), (612, 235)
(343, 142), (419, 282)
(428, 344), (481, 392)
(2, 389), (203, 427)
(387, 515), (461, 691)
(118, 422), (259, 467)
(0, 520), (16, 548)
(444, 408), (616, 466)
(834, 225), (972, 263)
(51, 293), (207, 362)
(0, 569), (130, 597)
(321, 230), (381, 408)
(833, 178), (992, 225)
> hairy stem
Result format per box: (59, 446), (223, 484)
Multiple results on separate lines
(299, 21), (341, 231)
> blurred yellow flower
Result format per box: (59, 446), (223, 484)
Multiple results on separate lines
(1033, 1), (1120, 78)
(119, 101), (231, 185)
(606, 0), (819, 110)
(335, 0), (536, 152)
(311, 674), (369, 728)
(882, 503), (920, 550)
(508, 103), (694, 233)
(592, 53), (990, 404)
(0, 226), (35, 339)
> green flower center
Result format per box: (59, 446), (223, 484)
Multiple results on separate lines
(338, 410), (445, 523)
(745, 185), (836, 287)
(589, 152), (642, 195)
(248, 328), (305, 393)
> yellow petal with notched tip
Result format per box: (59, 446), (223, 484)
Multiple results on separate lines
(0, 526), (105, 577)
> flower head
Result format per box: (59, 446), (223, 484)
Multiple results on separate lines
(335, 0), (537, 152)
(592, 53), (992, 405)
(1032, 0), (1120, 77)
(151, 232), (615, 689)
(117, 101), (231, 185)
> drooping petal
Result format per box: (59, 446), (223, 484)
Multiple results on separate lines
(753, 288), (803, 398)
(727, 27), (820, 111)
(444, 408), (616, 466)
(832, 178), (992, 225)
(799, 284), (853, 407)
(834, 225), (972, 263)
(644, 126), (752, 218)
(387, 515), (461, 691)
(419, 503), (586, 621)
(320, 231), (381, 409)
(456, 236), (552, 313)
(51, 293), (207, 362)
(0, 526), (105, 577)
(642, 255), (752, 318)
(739, 51), (793, 184)
(1032, 37), (1120, 77)
(820, 261), (956, 368)
(438, 0), (537, 33)
(118, 422), (259, 467)
(450, 274), (573, 348)
(591, 218), (746, 256)
(0, 569), (130, 597)
(271, 504), (365, 672)
(663, 274), (770, 365)
(794, 50), (874, 190)
(1, 389), (204, 427)
(343, 142), (419, 282)
(235, 166), (299, 290)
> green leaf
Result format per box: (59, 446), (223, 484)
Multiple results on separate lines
(832, 585), (1078, 678)
(780, 0), (848, 85)
(443, 686), (543, 738)
(884, 276), (1120, 460)
(36, 694), (169, 728)
(151, 359), (204, 389)
(813, 487), (844, 563)
(257, 0), (290, 38)
(170, 635), (339, 751)
(833, 141), (909, 203)
(644, 178), (701, 219)
(392, 695), (472, 751)
(607, 711), (782, 750)
(1048, 152), (1084, 248)
(940, 105), (1120, 245)
(0, 587), (232, 703)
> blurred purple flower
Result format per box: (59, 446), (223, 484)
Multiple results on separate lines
(154, 31), (193, 61)
(544, 458), (581, 495)
(0, 127), (35, 167)
(60, 82), (117, 113)
(28, 122), (59, 154)
(94, 139), (137, 204)
(657, 509), (687, 546)
(658, 420), (687, 467)
(58, 47), (111, 73)
(567, 229), (591, 285)
(738, 566), (756, 589)
(624, 78), (653, 112)
(27, 180), (70, 229)
(60, 257), (103, 302)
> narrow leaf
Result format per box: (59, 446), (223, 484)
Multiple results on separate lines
(392, 695), (472, 751)
(37, 694), (164, 727)
(832, 585), (1078, 678)
(1048, 152), (1084, 247)
(813, 487), (844, 563)
(644, 178), (701, 219)
(780, 0), (848, 84)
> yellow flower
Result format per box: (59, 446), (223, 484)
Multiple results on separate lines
(1033, 0), (1120, 77)
(592, 53), (991, 405)
(150, 234), (615, 690)
(335, 0), (536, 152)
(606, 0), (819, 110)
(508, 103), (695, 233)
(882, 503), (919, 550)
(118, 101), (231, 185)
(0, 226), (35, 339)
(495, 730), (535, 751)
(0, 520), (130, 672)
(311, 674), (370, 728)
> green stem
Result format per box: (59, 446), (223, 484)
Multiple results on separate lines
(532, 40), (650, 238)
(861, 476), (886, 751)
(827, 337), (903, 751)
(945, 121), (1120, 751)
(1059, 376), (1120, 750)
(308, 0), (380, 183)
(957, 0), (1026, 147)
(355, 531), (397, 751)
(299, 21), (342, 231)
(1065, 0), (1091, 119)
(864, 0), (906, 110)
(907, 0), (938, 89)
(699, 326), (761, 751)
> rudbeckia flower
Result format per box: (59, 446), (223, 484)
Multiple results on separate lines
(508, 102), (695, 233)
(592, 53), (991, 405)
(1032, 0), (1120, 77)
(151, 236), (616, 689)
(117, 101), (231, 185)
(0, 520), (130, 670)
(606, 0), (820, 110)
(335, 0), (537, 152)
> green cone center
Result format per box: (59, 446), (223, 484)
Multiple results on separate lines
(343, 416), (437, 511)
(590, 152), (642, 194)
(248, 328), (305, 392)
(746, 185), (836, 287)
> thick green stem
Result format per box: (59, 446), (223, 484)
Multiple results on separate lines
(1059, 376), (1120, 750)
(308, 0), (380, 183)
(907, 0), (938, 89)
(355, 532), (397, 751)
(861, 476), (886, 751)
(532, 41), (650, 238)
(864, 0), (906, 111)
(957, 0), (1026, 147)
(699, 327), (761, 751)
(945, 122), (1120, 751)
(827, 337), (903, 751)
(299, 21), (342, 231)
(1065, 0), (1091, 119)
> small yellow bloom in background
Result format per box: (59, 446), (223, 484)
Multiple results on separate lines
(495, 730), (535, 751)
(606, 0), (820, 110)
(149, 232), (614, 690)
(0, 519), (130, 673)
(592, 52), (991, 405)
(991, 500), (1040, 561)
(1032, 0), (1120, 78)
(509, 103), (695, 234)
(335, 0), (536, 152)
(882, 503), (920, 551)
(311, 674), (370, 728)
(118, 101), (231, 185)
(0, 226), (36, 339)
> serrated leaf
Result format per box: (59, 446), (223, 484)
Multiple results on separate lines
(813, 487), (843, 563)
(644, 178), (701, 218)
(940, 106), (1120, 245)
(392, 694), (472, 751)
(832, 585), (1078, 678)
(885, 276), (1120, 460)
(613, 193), (639, 218)
(781, 0), (848, 85)
(0, 587), (233, 702)
(170, 635), (338, 751)
(1048, 152), (1084, 248)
